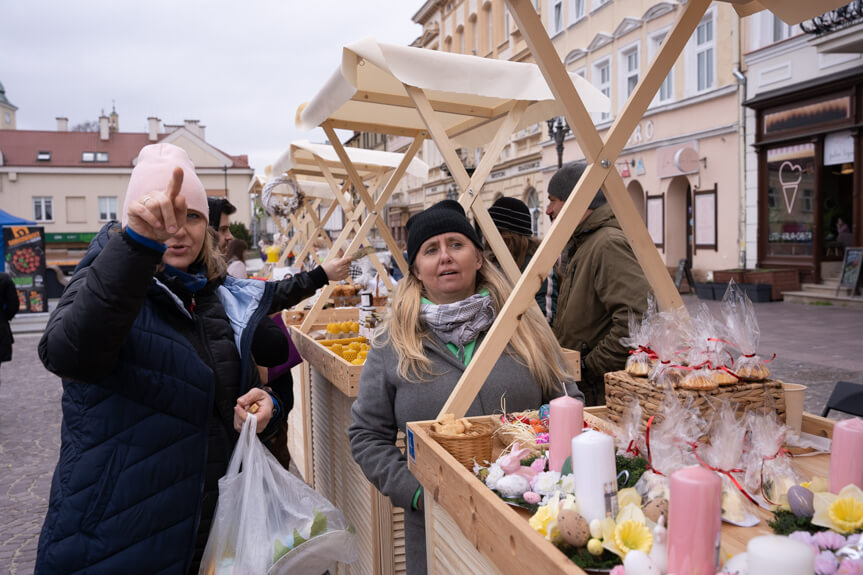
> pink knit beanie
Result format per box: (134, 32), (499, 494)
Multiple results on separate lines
(121, 143), (208, 226)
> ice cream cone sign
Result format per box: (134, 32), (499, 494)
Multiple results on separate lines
(779, 161), (803, 215)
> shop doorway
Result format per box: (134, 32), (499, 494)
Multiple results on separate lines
(665, 176), (691, 266)
(627, 180), (646, 222)
(822, 162), (854, 262)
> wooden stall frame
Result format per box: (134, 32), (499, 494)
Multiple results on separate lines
(299, 131), (426, 332)
(437, 0), (715, 419)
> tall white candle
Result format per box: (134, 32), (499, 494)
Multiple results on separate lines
(571, 429), (618, 524)
(747, 535), (814, 575)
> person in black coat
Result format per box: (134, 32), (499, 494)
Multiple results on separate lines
(35, 143), (351, 575)
(0, 271), (19, 383)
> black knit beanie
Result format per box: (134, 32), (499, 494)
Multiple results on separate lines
(488, 196), (533, 237)
(406, 200), (483, 265)
(547, 160), (607, 210)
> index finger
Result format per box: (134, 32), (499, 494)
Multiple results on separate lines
(166, 167), (184, 201)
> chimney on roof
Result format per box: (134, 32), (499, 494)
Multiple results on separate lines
(183, 119), (205, 140)
(99, 115), (110, 141)
(56, 117), (68, 132)
(148, 117), (161, 141)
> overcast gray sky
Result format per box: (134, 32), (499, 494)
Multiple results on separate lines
(0, 1), (423, 174)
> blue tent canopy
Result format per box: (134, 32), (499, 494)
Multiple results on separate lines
(0, 209), (38, 272)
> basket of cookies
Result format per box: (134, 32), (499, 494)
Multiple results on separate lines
(428, 414), (494, 470)
(608, 283), (785, 428)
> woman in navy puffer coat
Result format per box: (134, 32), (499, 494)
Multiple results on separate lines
(35, 143), (351, 575)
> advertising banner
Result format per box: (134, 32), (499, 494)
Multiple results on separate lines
(3, 226), (47, 313)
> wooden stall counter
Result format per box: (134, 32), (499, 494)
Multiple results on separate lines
(406, 409), (833, 575)
(289, 307), (407, 575)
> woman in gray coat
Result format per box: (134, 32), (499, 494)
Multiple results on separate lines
(348, 200), (583, 574)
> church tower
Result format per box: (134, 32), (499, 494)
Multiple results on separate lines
(0, 81), (17, 130)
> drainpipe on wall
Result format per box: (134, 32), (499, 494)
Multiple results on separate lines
(732, 15), (748, 270)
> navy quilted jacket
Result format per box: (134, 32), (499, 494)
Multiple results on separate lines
(35, 224), (327, 574)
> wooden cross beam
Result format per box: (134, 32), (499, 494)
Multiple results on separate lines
(438, 0), (708, 418)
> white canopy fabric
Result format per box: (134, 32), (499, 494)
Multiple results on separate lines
(273, 139), (429, 181)
(723, 0), (851, 23)
(296, 36), (610, 148)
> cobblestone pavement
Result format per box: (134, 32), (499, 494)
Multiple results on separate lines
(1, 297), (862, 573)
(0, 334), (60, 575)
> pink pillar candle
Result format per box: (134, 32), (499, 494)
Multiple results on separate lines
(667, 466), (722, 575)
(830, 417), (863, 493)
(549, 395), (583, 472)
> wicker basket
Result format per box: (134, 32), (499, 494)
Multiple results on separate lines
(605, 370), (786, 429)
(429, 422), (494, 470)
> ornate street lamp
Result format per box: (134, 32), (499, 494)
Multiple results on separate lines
(547, 116), (570, 169)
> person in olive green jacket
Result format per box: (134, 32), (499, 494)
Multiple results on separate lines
(546, 161), (650, 406)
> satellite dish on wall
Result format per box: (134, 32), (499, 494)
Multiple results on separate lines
(674, 147), (701, 173)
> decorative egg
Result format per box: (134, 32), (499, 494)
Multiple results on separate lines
(589, 519), (603, 539)
(495, 474), (531, 498)
(558, 510), (591, 547)
(787, 485), (815, 518)
(641, 498), (669, 524)
(586, 538), (604, 556)
(623, 550), (661, 575)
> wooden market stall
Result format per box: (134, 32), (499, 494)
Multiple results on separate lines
(262, 140), (428, 483)
(290, 37), (608, 574)
(399, 0), (852, 573)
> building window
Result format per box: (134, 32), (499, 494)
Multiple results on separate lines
(82, 152), (95, 162)
(650, 30), (674, 104)
(96, 152), (109, 162)
(570, 0), (585, 22)
(487, 7), (493, 52)
(504, 6), (510, 37)
(772, 15), (794, 42)
(37, 151), (51, 161)
(552, 0), (564, 34)
(472, 17), (478, 54)
(695, 12), (715, 92)
(98, 196), (118, 221)
(34, 197), (53, 221)
(593, 58), (611, 121)
(526, 187), (541, 236)
(620, 44), (639, 108)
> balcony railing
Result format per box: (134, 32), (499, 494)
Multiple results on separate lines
(801, 0), (863, 35)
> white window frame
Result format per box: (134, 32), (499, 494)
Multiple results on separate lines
(96, 152), (108, 162)
(82, 152), (95, 162)
(592, 57), (612, 122)
(570, 0), (585, 23)
(690, 8), (715, 94)
(504, 5), (510, 37)
(486, 7), (493, 53)
(619, 42), (640, 112)
(551, 0), (564, 35)
(34, 196), (53, 222)
(648, 28), (674, 106)
(98, 196), (118, 222)
(592, 0), (609, 11)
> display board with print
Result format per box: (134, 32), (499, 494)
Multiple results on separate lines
(3, 226), (47, 313)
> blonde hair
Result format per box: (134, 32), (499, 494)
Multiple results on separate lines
(380, 247), (571, 398)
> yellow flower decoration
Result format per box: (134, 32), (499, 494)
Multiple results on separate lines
(614, 519), (653, 555)
(529, 505), (553, 538)
(812, 484), (863, 534)
(529, 494), (562, 542)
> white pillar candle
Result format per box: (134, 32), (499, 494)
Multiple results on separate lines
(747, 535), (814, 575)
(571, 429), (618, 524)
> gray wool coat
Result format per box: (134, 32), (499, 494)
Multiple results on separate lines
(348, 331), (583, 575)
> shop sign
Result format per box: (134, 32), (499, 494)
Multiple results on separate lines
(46, 232), (97, 243)
(3, 226), (47, 313)
(824, 131), (854, 166)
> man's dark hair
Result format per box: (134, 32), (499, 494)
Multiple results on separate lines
(207, 197), (237, 230)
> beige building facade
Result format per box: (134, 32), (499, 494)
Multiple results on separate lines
(0, 90), (254, 267)
(540, 0), (746, 275)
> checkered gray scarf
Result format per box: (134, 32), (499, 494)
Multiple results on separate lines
(420, 293), (495, 361)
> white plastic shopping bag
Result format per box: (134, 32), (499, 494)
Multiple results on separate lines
(200, 414), (357, 575)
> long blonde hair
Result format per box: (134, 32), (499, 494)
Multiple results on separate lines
(380, 248), (571, 397)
